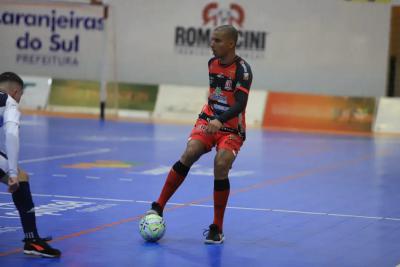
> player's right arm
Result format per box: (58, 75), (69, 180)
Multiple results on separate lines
(3, 97), (21, 192)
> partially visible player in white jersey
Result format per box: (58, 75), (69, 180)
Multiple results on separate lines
(0, 72), (61, 258)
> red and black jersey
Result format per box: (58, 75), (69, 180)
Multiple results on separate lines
(202, 56), (253, 135)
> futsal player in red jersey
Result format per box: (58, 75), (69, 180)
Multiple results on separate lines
(147, 25), (253, 244)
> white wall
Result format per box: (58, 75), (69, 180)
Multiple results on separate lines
(0, 0), (391, 97)
(110, 0), (390, 96)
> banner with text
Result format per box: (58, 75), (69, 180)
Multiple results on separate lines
(374, 97), (400, 133)
(0, 2), (105, 80)
(263, 92), (376, 132)
(0, 1), (391, 97)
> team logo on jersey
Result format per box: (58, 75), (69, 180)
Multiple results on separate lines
(215, 87), (222, 96)
(224, 79), (233, 90)
(211, 87), (227, 103)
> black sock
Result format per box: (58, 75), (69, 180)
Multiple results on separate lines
(12, 182), (39, 240)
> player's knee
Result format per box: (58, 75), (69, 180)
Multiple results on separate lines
(181, 147), (201, 165)
(214, 159), (230, 176)
(18, 169), (29, 182)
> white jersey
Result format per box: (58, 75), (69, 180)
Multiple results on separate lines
(0, 91), (20, 177)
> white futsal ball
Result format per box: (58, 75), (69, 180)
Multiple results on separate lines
(139, 214), (166, 242)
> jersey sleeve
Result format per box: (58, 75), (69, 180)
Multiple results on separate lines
(235, 60), (253, 95)
(3, 97), (20, 177)
(3, 97), (20, 125)
(208, 57), (217, 67)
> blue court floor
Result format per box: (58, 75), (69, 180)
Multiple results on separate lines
(0, 115), (400, 267)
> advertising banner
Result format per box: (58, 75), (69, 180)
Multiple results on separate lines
(49, 80), (158, 111)
(154, 85), (208, 122)
(174, 2), (267, 60)
(263, 92), (376, 132)
(20, 75), (52, 110)
(374, 97), (400, 133)
(0, 2), (105, 80)
(109, 0), (389, 96)
(246, 89), (268, 127)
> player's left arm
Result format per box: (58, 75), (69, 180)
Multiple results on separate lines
(215, 90), (248, 124)
(211, 62), (253, 127)
(206, 91), (249, 134)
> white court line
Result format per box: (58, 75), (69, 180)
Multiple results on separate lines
(22, 143), (99, 150)
(53, 195), (81, 199)
(52, 174), (67, 177)
(86, 176), (101, 179)
(18, 148), (111, 164)
(385, 217), (400, 221)
(81, 197), (135, 203)
(230, 206), (273, 212)
(22, 143), (89, 149)
(31, 193), (52, 197)
(119, 178), (133, 182)
(0, 202), (14, 207)
(273, 209), (327, 216)
(1, 192), (399, 222)
(326, 213), (384, 220)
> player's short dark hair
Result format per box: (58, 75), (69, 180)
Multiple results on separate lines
(214, 25), (238, 45)
(0, 72), (24, 88)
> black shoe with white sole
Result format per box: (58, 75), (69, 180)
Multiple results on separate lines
(23, 237), (61, 258)
(204, 224), (224, 244)
(146, 201), (163, 217)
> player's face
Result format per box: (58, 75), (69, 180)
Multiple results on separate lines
(210, 30), (234, 58)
